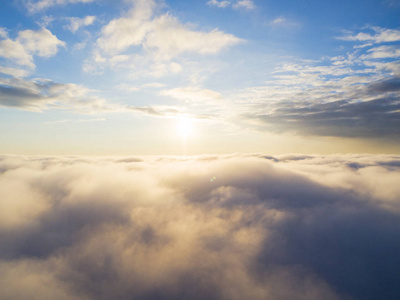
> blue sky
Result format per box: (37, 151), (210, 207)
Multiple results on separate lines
(0, 0), (399, 154)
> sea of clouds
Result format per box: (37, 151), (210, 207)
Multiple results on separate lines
(1, 153), (400, 300)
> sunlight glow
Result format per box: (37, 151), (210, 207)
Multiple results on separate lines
(176, 116), (194, 139)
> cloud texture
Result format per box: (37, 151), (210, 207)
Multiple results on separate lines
(1, 154), (400, 299)
(236, 27), (400, 139)
(86, 0), (242, 74)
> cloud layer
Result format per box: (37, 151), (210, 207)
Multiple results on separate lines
(1, 154), (400, 299)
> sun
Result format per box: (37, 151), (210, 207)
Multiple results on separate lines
(176, 116), (194, 139)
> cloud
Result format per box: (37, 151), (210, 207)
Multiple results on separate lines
(24, 0), (93, 14)
(17, 28), (65, 57)
(207, 0), (230, 8)
(64, 16), (96, 33)
(233, 0), (255, 10)
(143, 15), (242, 59)
(90, 0), (242, 74)
(127, 105), (183, 117)
(0, 154), (400, 299)
(0, 28), (65, 69)
(0, 28), (8, 39)
(337, 26), (400, 43)
(242, 94), (400, 138)
(363, 45), (400, 59)
(271, 16), (286, 25)
(0, 76), (191, 117)
(0, 77), (114, 112)
(207, 0), (255, 10)
(270, 16), (299, 27)
(0, 39), (35, 68)
(232, 27), (400, 139)
(0, 67), (30, 77)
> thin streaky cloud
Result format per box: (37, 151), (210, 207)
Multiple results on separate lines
(24, 0), (94, 13)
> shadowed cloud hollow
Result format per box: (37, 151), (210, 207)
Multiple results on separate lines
(1, 154), (400, 299)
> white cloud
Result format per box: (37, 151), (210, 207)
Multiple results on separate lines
(17, 28), (65, 58)
(65, 15), (96, 33)
(92, 0), (242, 74)
(146, 15), (242, 60)
(269, 16), (299, 28)
(207, 0), (231, 8)
(24, 0), (93, 13)
(96, 0), (156, 55)
(37, 15), (55, 28)
(271, 16), (286, 25)
(337, 26), (400, 43)
(0, 39), (35, 68)
(0, 66), (30, 77)
(0, 28), (64, 69)
(207, 0), (255, 10)
(233, 0), (255, 10)
(364, 45), (400, 59)
(0, 28), (8, 38)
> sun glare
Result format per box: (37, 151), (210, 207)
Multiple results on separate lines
(177, 116), (194, 139)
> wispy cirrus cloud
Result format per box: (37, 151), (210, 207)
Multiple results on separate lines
(337, 26), (400, 43)
(207, 0), (256, 10)
(269, 16), (299, 28)
(24, 0), (93, 14)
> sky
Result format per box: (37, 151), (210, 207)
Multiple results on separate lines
(2, 2), (400, 299)
(0, 0), (399, 155)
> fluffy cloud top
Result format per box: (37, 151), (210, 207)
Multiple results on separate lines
(0, 28), (65, 69)
(1, 154), (400, 299)
(0, 39), (35, 68)
(17, 29), (65, 57)
(92, 0), (242, 72)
